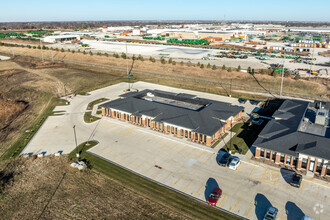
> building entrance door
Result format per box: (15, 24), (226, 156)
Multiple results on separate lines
(309, 161), (314, 171)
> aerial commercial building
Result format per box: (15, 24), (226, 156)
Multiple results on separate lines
(43, 35), (80, 43)
(253, 100), (330, 177)
(101, 90), (244, 146)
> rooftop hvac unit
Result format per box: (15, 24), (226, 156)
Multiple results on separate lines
(315, 109), (328, 126)
(147, 92), (154, 97)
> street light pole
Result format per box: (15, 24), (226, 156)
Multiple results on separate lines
(73, 125), (79, 158)
(280, 60), (284, 98)
(40, 39), (44, 63)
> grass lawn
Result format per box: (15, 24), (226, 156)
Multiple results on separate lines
(86, 98), (109, 110)
(84, 111), (100, 123)
(67, 141), (240, 220)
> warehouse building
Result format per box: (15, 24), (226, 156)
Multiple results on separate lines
(253, 99), (330, 177)
(100, 90), (244, 146)
(43, 35), (80, 43)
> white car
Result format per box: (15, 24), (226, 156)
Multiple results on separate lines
(228, 157), (241, 170)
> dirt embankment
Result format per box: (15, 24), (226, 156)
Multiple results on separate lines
(0, 156), (186, 219)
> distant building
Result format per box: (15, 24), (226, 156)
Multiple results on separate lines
(43, 35), (80, 43)
(101, 90), (244, 146)
(253, 100), (330, 177)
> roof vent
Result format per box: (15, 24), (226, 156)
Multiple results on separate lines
(147, 92), (154, 97)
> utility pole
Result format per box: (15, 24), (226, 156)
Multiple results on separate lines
(280, 60), (285, 98)
(40, 39), (44, 63)
(73, 125), (79, 158)
(229, 78), (232, 97)
(126, 43), (130, 91)
(51, 49), (54, 64)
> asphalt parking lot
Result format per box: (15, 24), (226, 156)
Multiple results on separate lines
(20, 81), (330, 219)
(89, 117), (330, 220)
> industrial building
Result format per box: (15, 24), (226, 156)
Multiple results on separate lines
(43, 35), (80, 43)
(253, 99), (330, 177)
(100, 90), (244, 146)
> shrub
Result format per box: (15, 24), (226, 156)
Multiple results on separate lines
(138, 54), (144, 61)
(180, 61), (184, 66)
(222, 65), (226, 70)
(187, 61), (192, 67)
(227, 67), (232, 72)
(121, 53), (127, 59)
(212, 65), (217, 70)
(27, 45), (31, 49)
(237, 65), (241, 72)
(113, 53), (119, 58)
(78, 49), (81, 52)
(132, 54), (136, 60)
(168, 58), (172, 64)
(247, 66), (251, 73)
(259, 69), (265, 74)
(284, 71), (290, 77)
(160, 57), (166, 64)
(207, 63), (211, 68)
(200, 64), (204, 69)
(89, 51), (93, 56)
(149, 56), (156, 62)
(37, 45), (41, 49)
(294, 74), (301, 80)
(96, 52), (102, 56)
(83, 51), (86, 54)
(104, 53), (108, 57)
(61, 48), (64, 52)
(55, 47), (58, 51)
(72, 50), (75, 53)
(251, 69), (255, 75)
(172, 61), (176, 65)
(197, 62), (201, 67)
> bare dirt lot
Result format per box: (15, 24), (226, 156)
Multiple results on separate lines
(0, 156), (187, 219)
(0, 45), (329, 100)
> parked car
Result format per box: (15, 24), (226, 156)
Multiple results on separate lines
(207, 187), (222, 206)
(218, 152), (231, 167)
(263, 206), (278, 220)
(301, 216), (312, 220)
(290, 173), (302, 188)
(228, 157), (241, 170)
(250, 100), (260, 105)
(238, 98), (247, 104)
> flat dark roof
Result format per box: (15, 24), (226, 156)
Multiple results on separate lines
(101, 89), (244, 136)
(253, 99), (330, 160)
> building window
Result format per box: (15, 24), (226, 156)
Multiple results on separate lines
(292, 157), (297, 166)
(260, 149), (264, 157)
(199, 134), (203, 142)
(327, 166), (330, 176)
(175, 128), (177, 135)
(280, 155), (285, 163)
(171, 126), (174, 134)
(266, 150), (270, 159)
(302, 158), (307, 169)
(272, 152), (276, 161)
(286, 156), (291, 165)
(195, 133), (198, 141)
(124, 114), (126, 120)
(185, 131), (188, 138)
(189, 132), (191, 139)
(316, 160), (323, 173)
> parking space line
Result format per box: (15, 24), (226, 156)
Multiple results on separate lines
(248, 166), (256, 177)
(169, 143), (179, 150)
(195, 151), (206, 160)
(171, 176), (183, 187)
(186, 148), (197, 157)
(142, 165), (154, 175)
(160, 142), (170, 149)
(315, 185), (320, 198)
(123, 157), (138, 167)
(178, 145), (188, 153)
(205, 153), (215, 163)
(193, 184), (204, 197)
(182, 180), (192, 192)
(117, 155), (130, 164)
(280, 212), (284, 220)
(236, 163), (244, 173)
(286, 183), (290, 189)
(109, 152), (122, 160)
(134, 161), (146, 170)
(300, 180), (305, 193)
(217, 194), (227, 207)
(161, 172), (173, 183)
(245, 202), (255, 218)
(151, 169), (162, 179)
(231, 197), (241, 212)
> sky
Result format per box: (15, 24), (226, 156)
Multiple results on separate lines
(1, 0), (329, 22)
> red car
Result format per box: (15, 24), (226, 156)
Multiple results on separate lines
(207, 187), (222, 206)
